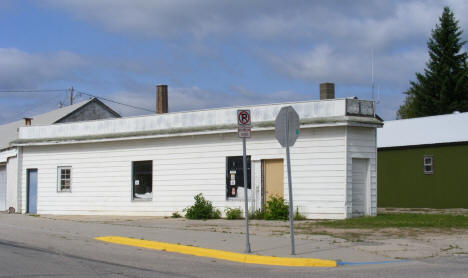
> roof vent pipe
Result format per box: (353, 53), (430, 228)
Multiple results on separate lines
(156, 84), (168, 114)
(320, 83), (335, 100)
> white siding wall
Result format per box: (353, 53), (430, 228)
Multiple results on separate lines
(6, 157), (18, 210)
(346, 127), (377, 217)
(0, 165), (5, 210)
(20, 127), (348, 219)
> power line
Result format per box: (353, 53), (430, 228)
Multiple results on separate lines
(0, 88), (156, 114)
(0, 89), (67, 93)
(12, 94), (66, 119)
(77, 91), (156, 113)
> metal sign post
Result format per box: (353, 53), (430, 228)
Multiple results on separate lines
(237, 109), (251, 253)
(275, 106), (300, 255)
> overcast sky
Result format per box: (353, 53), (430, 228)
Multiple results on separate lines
(1, 0), (467, 124)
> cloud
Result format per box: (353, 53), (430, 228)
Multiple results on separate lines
(0, 48), (88, 89)
(6, 0), (467, 122)
(44, 0), (237, 39)
(99, 85), (308, 118)
(43, 1), (467, 87)
(43, 1), (467, 43)
(0, 48), (91, 124)
(265, 45), (428, 87)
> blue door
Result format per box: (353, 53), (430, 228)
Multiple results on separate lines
(27, 169), (37, 214)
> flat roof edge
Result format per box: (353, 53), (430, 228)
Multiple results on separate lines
(13, 116), (382, 146)
(378, 140), (468, 150)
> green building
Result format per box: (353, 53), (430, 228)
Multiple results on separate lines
(377, 112), (468, 209)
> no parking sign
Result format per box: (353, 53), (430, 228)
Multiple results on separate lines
(237, 110), (251, 138)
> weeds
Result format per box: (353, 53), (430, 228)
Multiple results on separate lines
(249, 209), (266, 220)
(171, 211), (182, 218)
(184, 193), (221, 220)
(225, 207), (243, 220)
(264, 196), (289, 220)
(294, 207), (307, 220)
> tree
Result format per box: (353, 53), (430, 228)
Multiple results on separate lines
(397, 6), (468, 119)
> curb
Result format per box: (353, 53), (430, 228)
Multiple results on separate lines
(95, 236), (337, 267)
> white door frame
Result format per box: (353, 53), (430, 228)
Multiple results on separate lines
(351, 158), (371, 216)
(0, 164), (6, 211)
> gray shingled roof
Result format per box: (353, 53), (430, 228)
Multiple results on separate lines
(0, 98), (96, 150)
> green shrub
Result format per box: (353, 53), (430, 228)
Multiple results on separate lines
(171, 211), (182, 218)
(184, 193), (221, 219)
(249, 208), (265, 220)
(225, 207), (243, 219)
(213, 209), (221, 219)
(294, 206), (307, 220)
(264, 196), (289, 220)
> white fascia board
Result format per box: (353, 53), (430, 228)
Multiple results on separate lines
(0, 148), (17, 163)
(13, 121), (359, 147)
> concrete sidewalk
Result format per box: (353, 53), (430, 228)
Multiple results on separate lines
(2, 214), (467, 265)
(33, 215), (434, 262)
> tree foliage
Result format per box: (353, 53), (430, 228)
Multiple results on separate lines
(397, 7), (468, 119)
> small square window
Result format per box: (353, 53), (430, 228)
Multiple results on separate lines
(57, 166), (72, 192)
(423, 156), (433, 175)
(424, 157), (432, 165)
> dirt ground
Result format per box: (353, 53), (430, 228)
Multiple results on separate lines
(41, 210), (468, 260)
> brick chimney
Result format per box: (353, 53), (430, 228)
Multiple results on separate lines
(156, 84), (168, 114)
(320, 83), (335, 100)
(23, 117), (32, 126)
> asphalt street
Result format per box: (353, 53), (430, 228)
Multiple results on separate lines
(0, 214), (467, 278)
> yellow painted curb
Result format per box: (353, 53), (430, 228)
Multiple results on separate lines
(95, 236), (337, 267)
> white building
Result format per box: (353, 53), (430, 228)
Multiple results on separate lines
(12, 92), (381, 219)
(0, 98), (120, 212)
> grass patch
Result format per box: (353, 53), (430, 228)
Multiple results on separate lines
(316, 213), (468, 229)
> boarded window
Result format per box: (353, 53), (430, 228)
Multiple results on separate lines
(57, 166), (72, 192)
(133, 160), (153, 200)
(423, 156), (433, 175)
(226, 156), (251, 198)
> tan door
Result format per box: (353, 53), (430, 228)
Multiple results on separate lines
(264, 159), (284, 202)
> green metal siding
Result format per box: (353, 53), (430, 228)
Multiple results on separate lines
(378, 144), (468, 208)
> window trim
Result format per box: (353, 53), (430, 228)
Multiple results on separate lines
(226, 155), (251, 199)
(131, 160), (153, 201)
(57, 166), (72, 192)
(423, 155), (434, 175)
